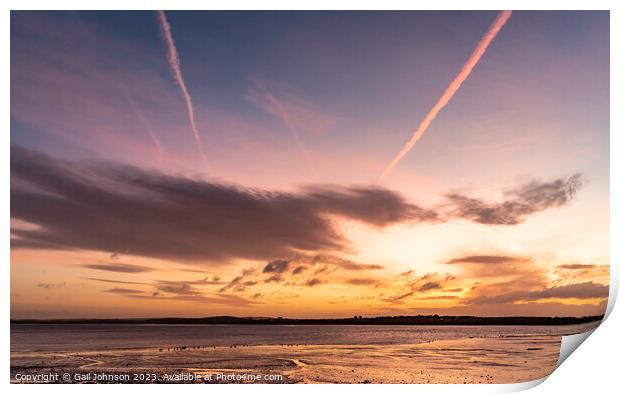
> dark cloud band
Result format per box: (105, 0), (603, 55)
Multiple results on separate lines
(11, 145), (427, 263)
(446, 175), (583, 225)
(11, 145), (584, 265)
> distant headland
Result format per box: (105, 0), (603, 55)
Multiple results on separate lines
(11, 314), (604, 326)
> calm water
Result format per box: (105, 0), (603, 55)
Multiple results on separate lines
(10, 323), (600, 353)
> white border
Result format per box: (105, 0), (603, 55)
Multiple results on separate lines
(3, 0), (618, 11)
(3, 1), (616, 393)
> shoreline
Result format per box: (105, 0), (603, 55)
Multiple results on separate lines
(10, 315), (605, 326)
(11, 335), (562, 384)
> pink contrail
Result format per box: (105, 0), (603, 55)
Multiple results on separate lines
(157, 10), (207, 163)
(248, 81), (319, 179)
(379, 11), (512, 181)
(124, 95), (165, 166)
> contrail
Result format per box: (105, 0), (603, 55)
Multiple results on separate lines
(249, 80), (319, 179)
(157, 10), (207, 162)
(379, 11), (512, 181)
(124, 95), (165, 166)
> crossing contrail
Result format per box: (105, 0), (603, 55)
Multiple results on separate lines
(379, 11), (512, 181)
(248, 80), (319, 179)
(157, 10), (207, 163)
(124, 95), (165, 166)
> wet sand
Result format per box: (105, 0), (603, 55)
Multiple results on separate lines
(11, 334), (561, 384)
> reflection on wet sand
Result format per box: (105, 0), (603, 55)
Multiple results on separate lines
(11, 335), (561, 383)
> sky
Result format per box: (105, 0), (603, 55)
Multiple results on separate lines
(10, 11), (609, 319)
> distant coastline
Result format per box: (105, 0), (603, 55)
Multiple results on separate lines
(10, 314), (604, 326)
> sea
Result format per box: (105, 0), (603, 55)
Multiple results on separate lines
(10, 322), (600, 353)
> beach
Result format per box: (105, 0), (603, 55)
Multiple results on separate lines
(11, 322), (600, 384)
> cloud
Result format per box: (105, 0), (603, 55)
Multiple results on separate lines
(98, 276), (262, 307)
(556, 264), (597, 270)
(414, 295), (460, 301)
(305, 254), (385, 271)
(418, 281), (442, 292)
(443, 253), (609, 309)
(285, 253), (386, 279)
(554, 263), (609, 282)
(11, 145), (427, 263)
(265, 274), (284, 283)
(398, 270), (416, 277)
(126, 292), (260, 307)
(305, 278), (323, 287)
(380, 271), (456, 304)
(304, 185), (438, 226)
(347, 278), (382, 286)
(445, 254), (547, 289)
(159, 277), (225, 287)
(155, 282), (200, 296)
(466, 282), (609, 304)
(84, 277), (148, 285)
(400, 300), (608, 318)
(446, 175), (583, 225)
(154, 277), (228, 295)
(382, 291), (415, 304)
(314, 266), (329, 275)
(37, 282), (66, 289)
(219, 268), (257, 292)
(291, 266), (307, 275)
(11, 146), (588, 276)
(80, 263), (155, 273)
(446, 255), (522, 265)
(263, 259), (291, 273)
(91, 276), (231, 298)
(103, 287), (145, 294)
(214, 253), (387, 296)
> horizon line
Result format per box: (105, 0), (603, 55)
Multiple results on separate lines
(11, 314), (604, 323)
